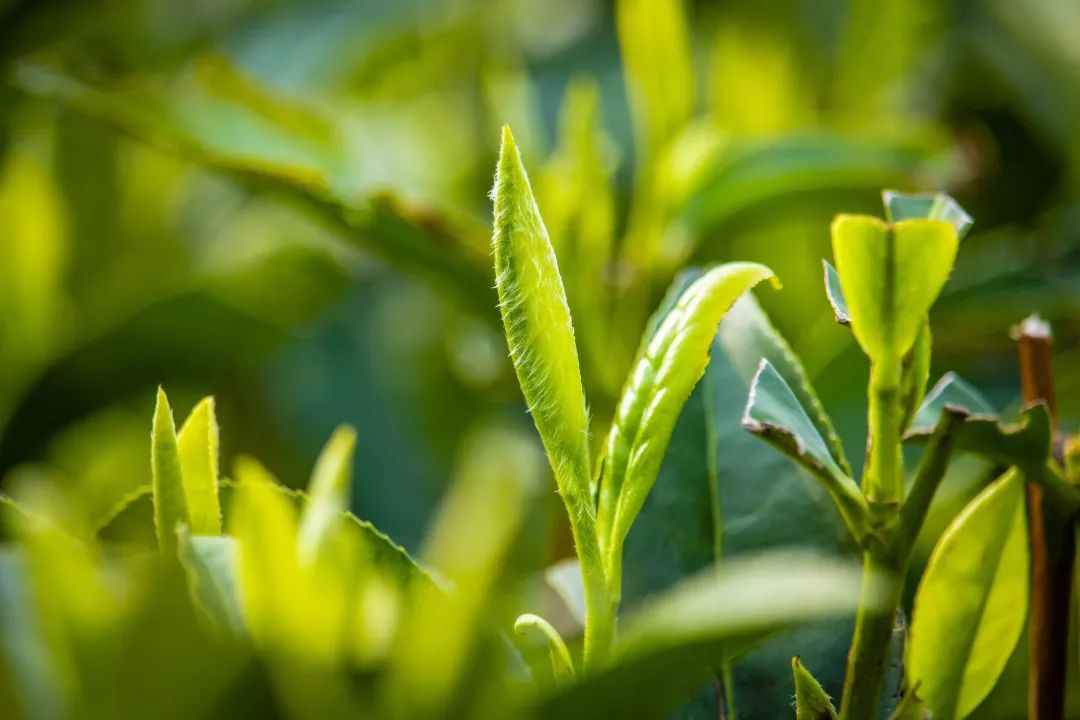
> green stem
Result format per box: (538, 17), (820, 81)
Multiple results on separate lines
(574, 515), (615, 671)
(839, 550), (905, 720)
(867, 358), (903, 504)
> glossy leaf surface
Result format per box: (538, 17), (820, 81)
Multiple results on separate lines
(176, 397), (221, 536)
(907, 470), (1028, 720)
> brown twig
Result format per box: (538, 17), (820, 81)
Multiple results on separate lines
(1014, 315), (1069, 720)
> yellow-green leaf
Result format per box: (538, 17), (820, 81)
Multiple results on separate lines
(176, 397), (221, 536)
(597, 263), (775, 565)
(492, 126), (592, 522)
(906, 469), (1028, 720)
(297, 425), (357, 564)
(152, 387), (190, 554)
(831, 216), (958, 364)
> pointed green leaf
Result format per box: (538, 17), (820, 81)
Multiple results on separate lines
(176, 397), (221, 536)
(793, 657), (838, 720)
(831, 216), (958, 363)
(823, 260), (850, 326)
(623, 293), (857, 719)
(537, 553), (870, 720)
(597, 263), (776, 561)
(492, 126), (592, 519)
(907, 469), (1028, 720)
(152, 387), (190, 554)
(907, 398), (1052, 470)
(297, 425), (357, 563)
(177, 531), (243, 634)
(743, 361), (865, 538)
(883, 190), (973, 240)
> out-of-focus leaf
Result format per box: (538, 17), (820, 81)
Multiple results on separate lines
(907, 470), (1028, 719)
(623, 293), (858, 719)
(297, 425), (357, 563)
(11, 60), (493, 314)
(177, 531), (243, 634)
(176, 397), (220, 536)
(681, 136), (933, 242)
(616, 0), (694, 158)
(597, 264), (775, 566)
(793, 657), (838, 720)
(883, 190), (974, 240)
(831, 216), (958, 363)
(545, 558), (586, 628)
(537, 553), (870, 720)
(743, 361), (865, 536)
(387, 425), (539, 718)
(152, 388), (189, 555)
(229, 457), (303, 654)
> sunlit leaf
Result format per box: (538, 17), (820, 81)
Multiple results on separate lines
(176, 397), (221, 536)
(616, 0), (694, 158)
(793, 657), (838, 720)
(297, 425), (357, 563)
(623, 292), (857, 718)
(152, 388), (190, 555)
(492, 125), (593, 542)
(907, 470), (1028, 719)
(831, 216), (958, 363)
(597, 263), (776, 565)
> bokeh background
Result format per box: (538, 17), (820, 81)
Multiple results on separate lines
(1, 0), (1078, 642)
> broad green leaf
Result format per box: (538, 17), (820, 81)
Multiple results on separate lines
(831, 216), (958, 363)
(622, 292), (858, 719)
(883, 190), (974, 240)
(12, 60), (493, 315)
(152, 388), (190, 555)
(537, 553), (870, 720)
(908, 373), (995, 433)
(176, 397), (221, 536)
(907, 470), (1028, 720)
(793, 657), (838, 720)
(597, 263), (776, 563)
(297, 425), (357, 563)
(823, 260), (850, 326)
(177, 531), (243, 634)
(492, 126), (593, 526)
(616, 0), (694, 158)
(743, 360), (865, 537)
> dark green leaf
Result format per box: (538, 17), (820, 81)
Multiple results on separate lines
(908, 373), (995, 434)
(823, 260), (850, 326)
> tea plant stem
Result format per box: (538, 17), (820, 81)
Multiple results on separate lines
(867, 359), (903, 504)
(838, 550), (904, 720)
(898, 407), (967, 543)
(1015, 316), (1068, 720)
(574, 517), (615, 670)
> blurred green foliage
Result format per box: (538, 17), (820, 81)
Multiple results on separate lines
(2, 0), (1080, 717)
